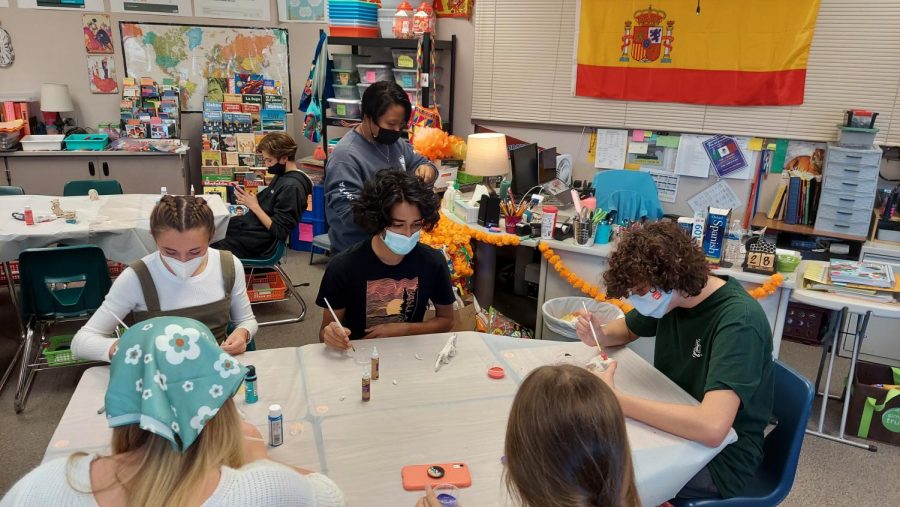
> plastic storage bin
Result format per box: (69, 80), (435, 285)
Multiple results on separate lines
(356, 64), (393, 84)
(392, 49), (417, 69)
(393, 68), (417, 88)
(20, 134), (65, 151)
(332, 85), (360, 100)
(331, 69), (359, 86)
(837, 126), (878, 147)
(290, 216), (329, 252)
(42, 334), (89, 367)
(378, 10), (394, 37)
(65, 133), (109, 151)
(327, 98), (362, 119)
(0, 130), (20, 150)
(332, 53), (370, 70)
(246, 271), (288, 303)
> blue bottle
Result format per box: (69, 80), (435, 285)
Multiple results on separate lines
(268, 404), (283, 447)
(244, 365), (258, 404)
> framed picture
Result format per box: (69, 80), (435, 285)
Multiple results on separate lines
(87, 55), (119, 94)
(83, 14), (114, 54)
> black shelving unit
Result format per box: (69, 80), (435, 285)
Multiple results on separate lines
(320, 34), (457, 166)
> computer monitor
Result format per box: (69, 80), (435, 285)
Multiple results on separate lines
(510, 143), (539, 199)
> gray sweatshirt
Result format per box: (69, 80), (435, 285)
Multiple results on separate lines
(324, 129), (435, 253)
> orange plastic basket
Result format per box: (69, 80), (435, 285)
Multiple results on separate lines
(246, 271), (288, 303)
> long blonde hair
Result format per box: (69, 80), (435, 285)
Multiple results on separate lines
(69, 398), (244, 507)
(504, 365), (640, 507)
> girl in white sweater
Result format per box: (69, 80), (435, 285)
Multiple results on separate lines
(2, 316), (345, 507)
(72, 195), (258, 361)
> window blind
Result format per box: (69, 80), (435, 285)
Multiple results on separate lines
(473, 0), (900, 145)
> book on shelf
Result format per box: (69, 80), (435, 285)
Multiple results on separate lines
(803, 262), (899, 302)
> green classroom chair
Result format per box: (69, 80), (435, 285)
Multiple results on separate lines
(0, 186), (25, 196)
(62, 179), (123, 196)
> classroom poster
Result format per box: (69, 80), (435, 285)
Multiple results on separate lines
(87, 55), (119, 94)
(110, 0), (192, 16)
(277, 0), (326, 23)
(18, 0), (104, 11)
(83, 15), (114, 54)
(574, 0), (821, 105)
(195, 0), (272, 22)
(434, 0), (473, 18)
(783, 141), (826, 175)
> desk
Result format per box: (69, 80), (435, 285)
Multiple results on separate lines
(43, 332), (735, 506)
(790, 270), (900, 451)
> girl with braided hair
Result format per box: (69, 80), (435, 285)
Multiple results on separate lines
(73, 196), (258, 362)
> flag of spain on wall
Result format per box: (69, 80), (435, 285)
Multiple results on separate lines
(575, 0), (821, 106)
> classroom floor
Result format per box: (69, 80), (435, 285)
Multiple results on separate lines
(0, 249), (897, 504)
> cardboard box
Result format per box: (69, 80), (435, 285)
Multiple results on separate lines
(846, 360), (900, 446)
(424, 302), (478, 333)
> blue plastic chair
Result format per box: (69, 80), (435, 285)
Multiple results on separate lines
(13, 245), (112, 413)
(240, 241), (308, 328)
(672, 361), (814, 506)
(0, 186), (24, 196)
(63, 179), (123, 196)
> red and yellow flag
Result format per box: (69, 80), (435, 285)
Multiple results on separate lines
(575, 0), (821, 106)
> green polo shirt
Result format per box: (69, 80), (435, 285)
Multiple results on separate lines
(625, 276), (774, 498)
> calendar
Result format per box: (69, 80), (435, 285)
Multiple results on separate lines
(649, 171), (679, 203)
(687, 180), (743, 215)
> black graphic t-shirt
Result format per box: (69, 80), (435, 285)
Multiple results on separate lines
(315, 238), (455, 339)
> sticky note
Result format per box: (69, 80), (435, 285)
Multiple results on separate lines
(624, 163), (641, 170)
(770, 139), (789, 174)
(628, 142), (649, 154)
(748, 138), (764, 151)
(645, 130), (653, 138)
(767, 143), (777, 151)
(632, 130), (645, 142)
(657, 135), (681, 148)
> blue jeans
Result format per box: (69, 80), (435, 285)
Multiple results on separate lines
(675, 466), (721, 500)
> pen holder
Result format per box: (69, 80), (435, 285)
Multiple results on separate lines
(595, 223), (612, 245)
(504, 215), (521, 234)
(574, 220), (594, 246)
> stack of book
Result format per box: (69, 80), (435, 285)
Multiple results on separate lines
(767, 170), (822, 226)
(120, 77), (181, 139)
(1, 100), (34, 137)
(804, 260), (899, 302)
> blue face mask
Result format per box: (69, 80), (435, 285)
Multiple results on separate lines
(627, 287), (674, 319)
(382, 229), (421, 256)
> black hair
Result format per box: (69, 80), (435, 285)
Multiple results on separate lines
(352, 169), (440, 235)
(361, 81), (412, 124)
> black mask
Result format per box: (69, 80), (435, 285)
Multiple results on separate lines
(372, 124), (402, 145)
(267, 162), (286, 176)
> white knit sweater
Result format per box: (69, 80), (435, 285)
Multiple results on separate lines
(0, 454), (346, 507)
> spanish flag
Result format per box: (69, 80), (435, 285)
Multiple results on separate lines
(575, 0), (821, 106)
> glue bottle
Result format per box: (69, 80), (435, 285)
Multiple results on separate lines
(190, 184), (196, 196)
(24, 206), (34, 226)
(541, 205), (558, 240)
(268, 404), (283, 447)
(244, 365), (258, 404)
(362, 367), (371, 402)
(371, 347), (380, 380)
(160, 186), (168, 197)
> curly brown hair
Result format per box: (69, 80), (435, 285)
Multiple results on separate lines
(603, 221), (710, 299)
(352, 169), (440, 235)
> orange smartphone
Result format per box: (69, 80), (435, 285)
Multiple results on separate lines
(401, 462), (472, 491)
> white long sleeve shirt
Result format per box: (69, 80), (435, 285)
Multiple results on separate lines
(0, 454), (346, 507)
(72, 249), (258, 362)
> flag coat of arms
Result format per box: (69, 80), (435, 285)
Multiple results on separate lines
(575, 0), (821, 106)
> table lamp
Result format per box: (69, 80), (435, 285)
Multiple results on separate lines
(40, 83), (74, 135)
(465, 133), (510, 226)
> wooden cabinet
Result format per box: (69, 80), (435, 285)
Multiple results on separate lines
(2, 150), (190, 195)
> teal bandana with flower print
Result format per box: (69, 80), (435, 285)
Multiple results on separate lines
(105, 316), (247, 452)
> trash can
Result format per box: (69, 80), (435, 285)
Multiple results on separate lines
(541, 297), (624, 341)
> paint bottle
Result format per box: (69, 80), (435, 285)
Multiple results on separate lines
(244, 365), (258, 404)
(371, 347), (380, 380)
(190, 184), (196, 196)
(23, 206), (34, 226)
(268, 404), (283, 447)
(540, 205), (558, 240)
(160, 186), (168, 197)
(362, 367), (371, 402)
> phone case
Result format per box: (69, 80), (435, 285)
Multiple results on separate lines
(401, 463), (472, 491)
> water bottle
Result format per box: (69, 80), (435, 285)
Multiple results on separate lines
(725, 219), (745, 265)
(244, 365), (258, 404)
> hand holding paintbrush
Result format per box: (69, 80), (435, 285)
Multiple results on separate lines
(323, 297), (356, 352)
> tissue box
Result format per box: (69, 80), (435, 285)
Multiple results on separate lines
(453, 199), (479, 224)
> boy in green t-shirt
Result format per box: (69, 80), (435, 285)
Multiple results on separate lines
(576, 221), (774, 500)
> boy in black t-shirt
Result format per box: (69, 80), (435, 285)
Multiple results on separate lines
(315, 170), (455, 348)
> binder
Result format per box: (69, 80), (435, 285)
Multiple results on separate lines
(784, 175), (801, 225)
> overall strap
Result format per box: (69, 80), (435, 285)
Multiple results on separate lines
(130, 260), (161, 312)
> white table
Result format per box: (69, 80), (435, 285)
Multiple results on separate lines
(43, 332), (735, 506)
(791, 280), (900, 451)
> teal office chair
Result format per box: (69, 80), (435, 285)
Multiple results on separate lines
(240, 242), (308, 328)
(63, 179), (123, 196)
(0, 186), (25, 195)
(671, 361), (814, 506)
(13, 245), (112, 413)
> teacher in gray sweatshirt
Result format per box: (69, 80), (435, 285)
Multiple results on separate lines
(325, 80), (437, 253)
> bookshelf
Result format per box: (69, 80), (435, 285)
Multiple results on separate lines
(751, 212), (869, 242)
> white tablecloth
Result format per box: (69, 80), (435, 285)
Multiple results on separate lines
(0, 194), (230, 263)
(42, 332), (735, 506)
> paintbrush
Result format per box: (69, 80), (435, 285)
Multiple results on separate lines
(324, 297), (355, 352)
(582, 302), (608, 360)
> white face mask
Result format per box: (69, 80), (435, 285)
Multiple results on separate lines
(161, 252), (207, 281)
(627, 287), (674, 319)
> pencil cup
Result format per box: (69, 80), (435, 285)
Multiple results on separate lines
(574, 221), (594, 245)
(504, 215), (521, 234)
(595, 223), (612, 245)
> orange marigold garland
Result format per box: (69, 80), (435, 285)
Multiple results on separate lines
(747, 272), (784, 299)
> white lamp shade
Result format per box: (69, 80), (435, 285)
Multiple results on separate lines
(464, 133), (510, 177)
(40, 84), (74, 113)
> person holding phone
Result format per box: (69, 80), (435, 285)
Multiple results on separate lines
(324, 81), (438, 254)
(212, 132), (312, 260)
(316, 170), (455, 348)
(575, 221), (774, 501)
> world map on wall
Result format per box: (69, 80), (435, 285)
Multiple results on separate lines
(120, 22), (291, 112)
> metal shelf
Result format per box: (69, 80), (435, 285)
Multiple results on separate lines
(327, 36), (452, 50)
